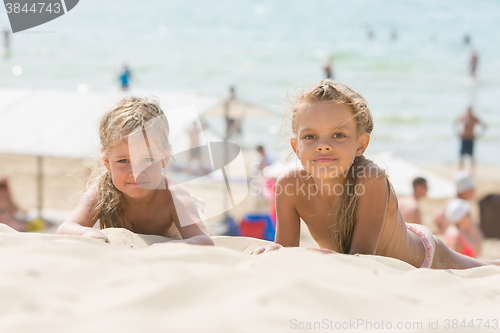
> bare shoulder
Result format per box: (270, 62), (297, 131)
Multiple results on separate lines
(80, 185), (99, 207)
(166, 176), (189, 196)
(357, 163), (387, 187)
(164, 176), (193, 207)
(65, 185), (99, 227)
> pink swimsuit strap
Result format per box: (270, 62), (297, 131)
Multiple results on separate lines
(405, 223), (436, 268)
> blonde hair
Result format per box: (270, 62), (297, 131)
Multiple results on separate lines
(288, 79), (386, 254)
(90, 96), (170, 230)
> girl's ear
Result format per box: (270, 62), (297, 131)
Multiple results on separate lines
(290, 137), (298, 155)
(101, 150), (110, 171)
(161, 157), (168, 169)
(162, 150), (171, 168)
(355, 133), (370, 157)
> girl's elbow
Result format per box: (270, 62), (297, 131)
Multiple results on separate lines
(56, 222), (69, 235)
(186, 234), (214, 246)
(201, 235), (215, 246)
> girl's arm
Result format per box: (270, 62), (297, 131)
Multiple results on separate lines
(274, 172), (301, 247)
(250, 172), (301, 254)
(57, 188), (108, 242)
(348, 169), (389, 255)
(169, 186), (214, 246)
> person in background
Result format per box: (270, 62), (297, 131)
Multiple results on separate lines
(323, 56), (333, 79)
(454, 105), (486, 173)
(255, 145), (277, 173)
(225, 86), (241, 139)
(119, 64), (132, 91)
(469, 49), (478, 80)
(398, 177), (427, 225)
(2, 29), (10, 57)
(0, 177), (25, 232)
(186, 121), (203, 175)
(434, 172), (474, 234)
(443, 198), (483, 258)
(389, 30), (398, 41)
(463, 34), (471, 45)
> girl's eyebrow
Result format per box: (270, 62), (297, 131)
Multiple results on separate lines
(300, 125), (349, 132)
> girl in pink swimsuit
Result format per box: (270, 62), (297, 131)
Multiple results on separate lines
(251, 80), (499, 270)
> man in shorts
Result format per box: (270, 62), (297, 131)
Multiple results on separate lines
(455, 106), (486, 173)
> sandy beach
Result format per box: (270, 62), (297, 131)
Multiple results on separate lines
(1, 224), (500, 333)
(1, 135), (500, 333)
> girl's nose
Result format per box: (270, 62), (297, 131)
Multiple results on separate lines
(316, 141), (332, 151)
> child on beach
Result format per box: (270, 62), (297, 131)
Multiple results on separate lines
(250, 80), (498, 269)
(57, 96), (213, 246)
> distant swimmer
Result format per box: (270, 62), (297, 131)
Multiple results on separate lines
(323, 56), (334, 79)
(454, 105), (487, 172)
(366, 27), (374, 39)
(463, 34), (471, 45)
(119, 64), (132, 91)
(469, 49), (478, 80)
(390, 30), (398, 41)
(2, 30), (10, 57)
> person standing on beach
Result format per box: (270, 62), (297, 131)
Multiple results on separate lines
(119, 65), (132, 91)
(323, 56), (334, 79)
(398, 177), (427, 225)
(225, 86), (241, 139)
(469, 49), (478, 81)
(186, 121), (204, 175)
(454, 105), (486, 172)
(2, 30), (10, 57)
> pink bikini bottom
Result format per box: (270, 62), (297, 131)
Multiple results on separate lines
(406, 223), (436, 268)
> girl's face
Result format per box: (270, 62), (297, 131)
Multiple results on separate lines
(290, 102), (369, 180)
(103, 139), (168, 199)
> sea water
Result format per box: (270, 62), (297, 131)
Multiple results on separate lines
(1, 0), (499, 164)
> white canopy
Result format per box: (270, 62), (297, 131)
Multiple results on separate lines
(0, 88), (221, 159)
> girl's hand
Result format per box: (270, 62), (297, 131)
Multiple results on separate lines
(82, 229), (109, 243)
(249, 243), (282, 255)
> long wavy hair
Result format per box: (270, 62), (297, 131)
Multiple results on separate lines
(288, 80), (388, 254)
(88, 96), (170, 230)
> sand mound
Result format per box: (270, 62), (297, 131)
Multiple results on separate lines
(1, 225), (500, 333)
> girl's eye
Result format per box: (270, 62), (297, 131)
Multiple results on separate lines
(333, 133), (346, 138)
(144, 157), (155, 163)
(303, 134), (315, 139)
(117, 159), (129, 163)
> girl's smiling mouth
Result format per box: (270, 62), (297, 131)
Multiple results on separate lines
(128, 181), (148, 186)
(313, 157), (337, 163)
